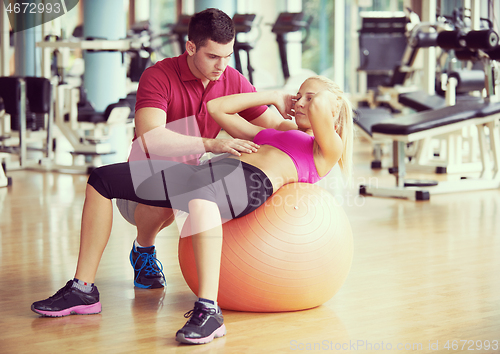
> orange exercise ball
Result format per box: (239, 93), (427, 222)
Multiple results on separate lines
(178, 183), (353, 312)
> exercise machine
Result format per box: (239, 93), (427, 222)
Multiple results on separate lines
(0, 97), (12, 187)
(233, 14), (260, 85)
(271, 12), (312, 83)
(353, 11), (418, 170)
(171, 15), (191, 55)
(34, 36), (135, 173)
(359, 25), (500, 201)
(0, 76), (54, 181)
(355, 6), (498, 172)
(357, 11), (410, 97)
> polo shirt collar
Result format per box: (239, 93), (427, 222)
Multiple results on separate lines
(179, 51), (224, 83)
(180, 52), (198, 82)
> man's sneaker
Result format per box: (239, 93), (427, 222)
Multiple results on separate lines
(31, 280), (101, 317)
(176, 301), (226, 344)
(130, 243), (166, 289)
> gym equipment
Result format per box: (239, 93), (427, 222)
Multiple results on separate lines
(53, 83), (132, 172)
(0, 76), (53, 178)
(354, 10), (448, 110)
(358, 11), (409, 91)
(357, 68), (487, 171)
(0, 3), (12, 77)
(126, 22), (155, 82)
(171, 15), (191, 54)
(36, 37), (134, 173)
(395, 30), (496, 176)
(356, 8), (497, 171)
(72, 22), (164, 83)
(178, 183), (353, 312)
(271, 12), (312, 82)
(233, 14), (259, 84)
(0, 97), (11, 187)
(360, 100), (500, 200)
(359, 25), (500, 201)
(0, 75), (131, 175)
(354, 106), (394, 169)
(354, 11), (439, 171)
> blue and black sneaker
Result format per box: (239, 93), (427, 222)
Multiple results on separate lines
(130, 243), (166, 289)
(176, 301), (226, 344)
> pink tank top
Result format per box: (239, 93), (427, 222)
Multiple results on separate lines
(253, 129), (328, 184)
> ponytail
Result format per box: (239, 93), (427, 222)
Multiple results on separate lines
(306, 76), (354, 182)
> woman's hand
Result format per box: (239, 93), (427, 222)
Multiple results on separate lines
(273, 91), (297, 120)
(310, 90), (341, 118)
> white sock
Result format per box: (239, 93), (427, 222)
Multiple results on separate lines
(72, 278), (94, 293)
(135, 239), (152, 249)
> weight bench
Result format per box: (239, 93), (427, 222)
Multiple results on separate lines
(54, 84), (132, 172)
(361, 68), (488, 171)
(398, 90), (447, 112)
(0, 97), (11, 187)
(0, 76), (53, 182)
(359, 100), (500, 200)
(354, 107), (394, 169)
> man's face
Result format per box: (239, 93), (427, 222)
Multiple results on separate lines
(188, 39), (235, 82)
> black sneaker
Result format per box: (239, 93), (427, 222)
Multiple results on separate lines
(130, 243), (166, 289)
(176, 301), (226, 344)
(31, 280), (101, 317)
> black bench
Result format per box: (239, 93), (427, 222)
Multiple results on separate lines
(371, 101), (498, 136)
(75, 88), (133, 124)
(0, 76), (52, 131)
(360, 100), (500, 200)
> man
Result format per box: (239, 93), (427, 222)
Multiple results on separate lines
(30, 8), (295, 345)
(122, 8), (286, 290)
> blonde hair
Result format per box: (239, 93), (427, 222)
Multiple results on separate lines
(305, 75), (354, 181)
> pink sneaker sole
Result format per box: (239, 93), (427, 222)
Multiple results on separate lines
(31, 302), (102, 317)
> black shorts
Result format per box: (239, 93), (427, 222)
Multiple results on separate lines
(88, 157), (274, 220)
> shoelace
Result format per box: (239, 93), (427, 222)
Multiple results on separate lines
(183, 307), (218, 326)
(133, 250), (166, 279)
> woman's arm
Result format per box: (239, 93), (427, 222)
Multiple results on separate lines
(276, 120), (298, 131)
(308, 91), (343, 167)
(207, 91), (289, 141)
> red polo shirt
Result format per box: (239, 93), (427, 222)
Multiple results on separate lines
(130, 52), (267, 164)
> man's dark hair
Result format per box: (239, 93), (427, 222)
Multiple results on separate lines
(188, 8), (235, 49)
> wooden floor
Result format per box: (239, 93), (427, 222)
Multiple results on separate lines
(1, 137), (500, 354)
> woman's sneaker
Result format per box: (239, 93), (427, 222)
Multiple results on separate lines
(130, 243), (166, 289)
(176, 301), (226, 344)
(31, 280), (101, 317)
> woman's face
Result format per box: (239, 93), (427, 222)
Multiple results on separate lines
(294, 79), (328, 129)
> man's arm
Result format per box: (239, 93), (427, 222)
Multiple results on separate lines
(248, 108), (283, 130)
(134, 107), (259, 157)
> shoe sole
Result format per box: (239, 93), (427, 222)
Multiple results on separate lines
(176, 324), (226, 345)
(31, 302), (102, 317)
(133, 280), (165, 289)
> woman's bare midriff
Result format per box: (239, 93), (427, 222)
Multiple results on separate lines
(226, 145), (298, 194)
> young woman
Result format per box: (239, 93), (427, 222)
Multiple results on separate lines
(31, 75), (353, 345)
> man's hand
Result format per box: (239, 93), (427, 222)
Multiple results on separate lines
(204, 138), (260, 156)
(273, 91), (297, 120)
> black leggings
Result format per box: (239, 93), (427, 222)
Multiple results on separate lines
(88, 157), (274, 220)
